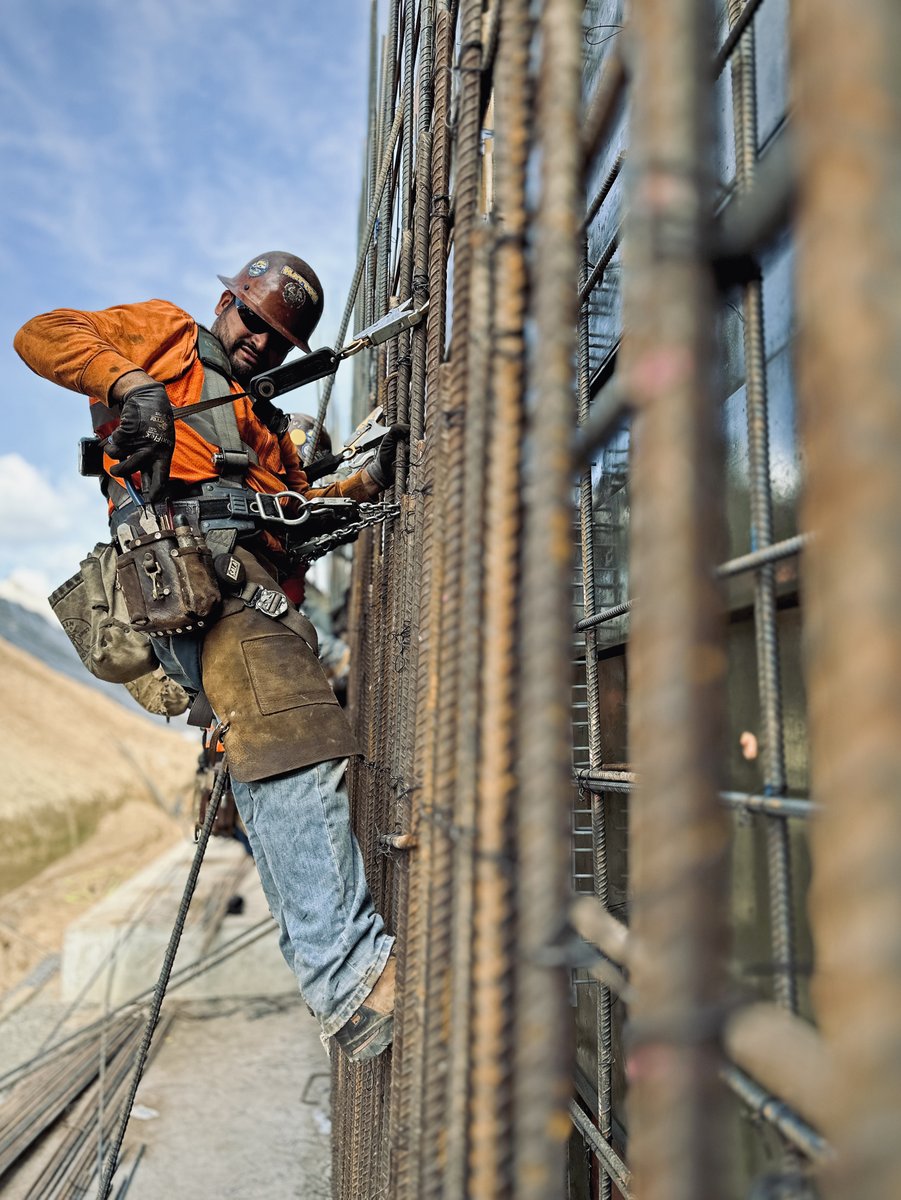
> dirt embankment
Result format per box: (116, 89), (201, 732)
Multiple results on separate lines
(0, 798), (185, 994)
(0, 636), (198, 988)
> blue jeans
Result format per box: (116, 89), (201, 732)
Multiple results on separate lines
(155, 635), (393, 1035)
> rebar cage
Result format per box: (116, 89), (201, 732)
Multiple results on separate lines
(325, 2), (901, 1198)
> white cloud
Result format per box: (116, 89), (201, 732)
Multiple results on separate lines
(0, 453), (109, 578)
(0, 1), (371, 591)
(0, 567), (56, 621)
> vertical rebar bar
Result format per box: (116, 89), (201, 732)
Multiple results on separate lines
(365, 0), (381, 336)
(513, 1), (580, 1196)
(395, 0), (419, 493)
(384, 6), (425, 1178)
(578, 236), (614, 1200)
(378, 0), (402, 325)
(409, 0), (435, 442)
(444, 214), (493, 1200)
(419, 4), (483, 1195)
(726, 0), (798, 1016)
(792, 1), (901, 1196)
(619, 1), (730, 1197)
(469, 7), (531, 1196)
(397, 8), (456, 1195)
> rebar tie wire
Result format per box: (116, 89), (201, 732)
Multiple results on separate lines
(97, 728), (230, 1200)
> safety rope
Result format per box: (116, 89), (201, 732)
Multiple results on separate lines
(96, 730), (230, 1200)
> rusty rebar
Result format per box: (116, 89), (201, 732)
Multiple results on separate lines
(619, 1), (730, 1197)
(409, 0), (434, 442)
(792, 1), (901, 1195)
(398, 10), (457, 1195)
(513, 1), (581, 1196)
(727, 0), (798, 1016)
(387, 16), (435, 1190)
(419, 4), (484, 1195)
(468, 6), (531, 1197)
(378, 0), (402, 322)
(445, 221), (493, 1200)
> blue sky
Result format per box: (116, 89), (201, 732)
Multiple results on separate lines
(0, 0), (373, 606)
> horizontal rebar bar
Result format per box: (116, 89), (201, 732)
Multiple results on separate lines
(576, 599), (634, 631)
(582, 152), (625, 234)
(722, 1065), (832, 1164)
(712, 123), (794, 268)
(575, 535), (804, 633)
(572, 382), (629, 463)
(569, 1101), (633, 1198)
(579, 775), (816, 818)
(713, 0), (766, 77)
(578, 769), (638, 786)
(579, 226), (622, 304)
(720, 791), (816, 819)
(579, 778), (634, 795)
(715, 533), (807, 578)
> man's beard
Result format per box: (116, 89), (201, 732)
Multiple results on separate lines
(210, 313), (255, 385)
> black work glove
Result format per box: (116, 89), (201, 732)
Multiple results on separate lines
(366, 423), (410, 489)
(106, 383), (176, 503)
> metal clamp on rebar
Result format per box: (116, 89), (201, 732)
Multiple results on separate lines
(248, 490), (310, 526)
(342, 297), (431, 358)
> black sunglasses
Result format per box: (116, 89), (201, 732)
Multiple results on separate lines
(233, 296), (289, 345)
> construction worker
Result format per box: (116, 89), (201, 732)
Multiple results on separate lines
(14, 252), (408, 1061)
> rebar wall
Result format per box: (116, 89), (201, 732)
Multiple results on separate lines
(329, 2), (901, 1197)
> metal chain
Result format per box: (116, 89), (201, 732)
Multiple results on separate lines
(288, 503), (400, 565)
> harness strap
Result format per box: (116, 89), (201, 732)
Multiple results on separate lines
(185, 328), (256, 482)
(225, 580), (318, 653)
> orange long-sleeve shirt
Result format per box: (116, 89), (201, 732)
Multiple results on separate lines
(14, 299), (370, 505)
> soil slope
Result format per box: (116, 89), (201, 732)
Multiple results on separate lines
(0, 636), (197, 985)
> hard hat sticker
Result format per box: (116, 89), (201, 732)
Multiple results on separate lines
(283, 281), (307, 308)
(248, 259), (270, 276)
(280, 265), (320, 304)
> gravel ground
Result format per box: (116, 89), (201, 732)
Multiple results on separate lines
(0, 852), (332, 1199)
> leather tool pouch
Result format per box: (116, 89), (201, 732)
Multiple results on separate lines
(116, 524), (221, 636)
(49, 542), (158, 683)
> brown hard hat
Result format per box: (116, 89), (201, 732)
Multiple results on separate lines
(218, 252), (324, 353)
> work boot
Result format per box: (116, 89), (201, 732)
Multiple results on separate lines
(334, 952), (396, 1062)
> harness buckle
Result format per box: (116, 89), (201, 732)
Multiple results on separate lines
(249, 586), (289, 619)
(226, 492), (251, 517)
(248, 490), (310, 526)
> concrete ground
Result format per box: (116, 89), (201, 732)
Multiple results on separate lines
(0, 841), (333, 1199)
